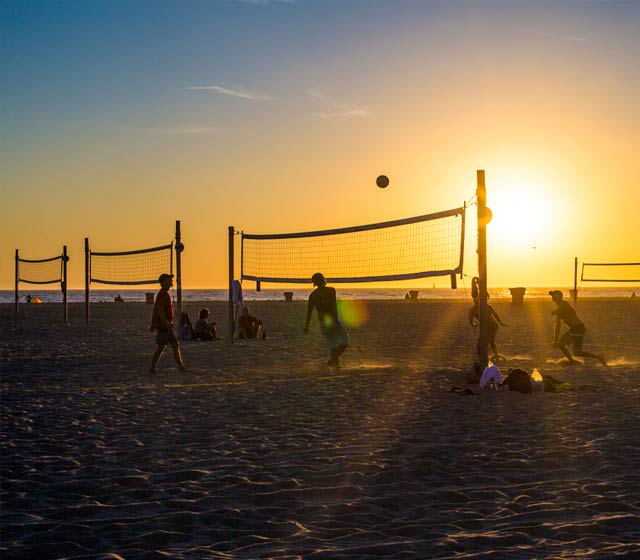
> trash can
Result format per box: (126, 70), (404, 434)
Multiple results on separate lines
(145, 292), (155, 305)
(284, 291), (293, 303)
(509, 287), (526, 305)
(409, 290), (419, 301)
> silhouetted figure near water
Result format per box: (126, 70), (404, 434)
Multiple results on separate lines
(304, 272), (349, 369)
(549, 290), (607, 366)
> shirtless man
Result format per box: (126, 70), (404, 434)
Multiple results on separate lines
(304, 272), (349, 369)
(149, 274), (186, 373)
(549, 290), (606, 366)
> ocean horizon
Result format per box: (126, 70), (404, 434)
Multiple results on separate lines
(2, 286), (638, 305)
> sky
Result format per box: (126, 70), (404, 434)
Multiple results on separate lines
(1, 0), (639, 290)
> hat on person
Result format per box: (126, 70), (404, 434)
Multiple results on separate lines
(548, 290), (563, 298)
(159, 273), (173, 283)
(311, 272), (326, 286)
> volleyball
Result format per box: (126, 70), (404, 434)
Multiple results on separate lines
(376, 175), (389, 189)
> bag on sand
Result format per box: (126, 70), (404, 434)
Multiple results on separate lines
(504, 368), (533, 394)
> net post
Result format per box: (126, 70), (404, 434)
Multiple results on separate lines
(14, 249), (19, 316)
(240, 231), (244, 283)
(476, 170), (489, 371)
(573, 257), (578, 305)
(459, 203), (466, 278)
(228, 226), (235, 343)
(85, 238), (90, 324)
(63, 245), (69, 324)
(175, 220), (183, 328)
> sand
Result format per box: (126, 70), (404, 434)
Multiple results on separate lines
(1, 298), (640, 559)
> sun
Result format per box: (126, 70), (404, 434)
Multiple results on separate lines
(488, 180), (553, 250)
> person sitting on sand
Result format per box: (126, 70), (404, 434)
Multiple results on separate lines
(149, 274), (186, 374)
(180, 312), (194, 341)
(193, 308), (220, 341)
(304, 272), (349, 370)
(238, 306), (265, 340)
(469, 277), (507, 362)
(549, 290), (607, 366)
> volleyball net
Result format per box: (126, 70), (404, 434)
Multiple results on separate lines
(85, 221), (184, 322)
(17, 254), (65, 285)
(89, 244), (174, 285)
(581, 262), (640, 283)
(15, 247), (69, 320)
(240, 206), (465, 286)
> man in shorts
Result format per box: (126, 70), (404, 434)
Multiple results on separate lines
(304, 272), (349, 369)
(549, 290), (606, 366)
(149, 273), (186, 373)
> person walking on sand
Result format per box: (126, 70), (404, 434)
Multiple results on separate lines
(304, 272), (349, 369)
(549, 290), (607, 366)
(149, 273), (186, 374)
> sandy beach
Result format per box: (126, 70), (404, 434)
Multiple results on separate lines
(2, 298), (639, 559)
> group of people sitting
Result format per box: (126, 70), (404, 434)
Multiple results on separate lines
(179, 305), (265, 342)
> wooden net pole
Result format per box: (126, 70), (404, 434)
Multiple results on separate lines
(476, 170), (489, 371)
(228, 226), (235, 343)
(63, 245), (68, 324)
(175, 220), (183, 328)
(573, 257), (578, 305)
(85, 238), (90, 324)
(14, 249), (19, 316)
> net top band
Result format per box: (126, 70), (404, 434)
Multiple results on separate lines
(242, 207), (464, 240)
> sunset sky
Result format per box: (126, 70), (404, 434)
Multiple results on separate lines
(2, 0), (638, 290)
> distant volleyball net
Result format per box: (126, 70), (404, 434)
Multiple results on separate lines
(581, 262), (640, 283)
(240, 206), (466, 286)
(85, 221), (183, 322)
(15, 246), (69, 321)
(89, 243), (173, 285)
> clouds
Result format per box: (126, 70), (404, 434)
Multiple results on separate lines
(305, 88), (371, 120)
(148, 125), (238, 136)
(186, 83), (370, 120)
(187, 85), (273, 101)
(226, 0), (294, 4)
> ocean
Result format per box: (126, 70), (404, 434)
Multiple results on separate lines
(2, 286), (638, 304)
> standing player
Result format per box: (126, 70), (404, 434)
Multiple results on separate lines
(304, 272), (349, 369)
(549, 290), (607, 366)
(149, 273), (186, 373)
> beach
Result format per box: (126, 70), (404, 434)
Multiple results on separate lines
(2, 298), (640, 559)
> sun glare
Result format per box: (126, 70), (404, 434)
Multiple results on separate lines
(489, 180), (553, 251)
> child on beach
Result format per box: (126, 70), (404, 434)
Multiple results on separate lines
(304, 272), (349, 370)
(549, 290), (607, 366)
(180, 312), (194, 341)
(149, 274), (186, 374)
(193, 308), (220, 341)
